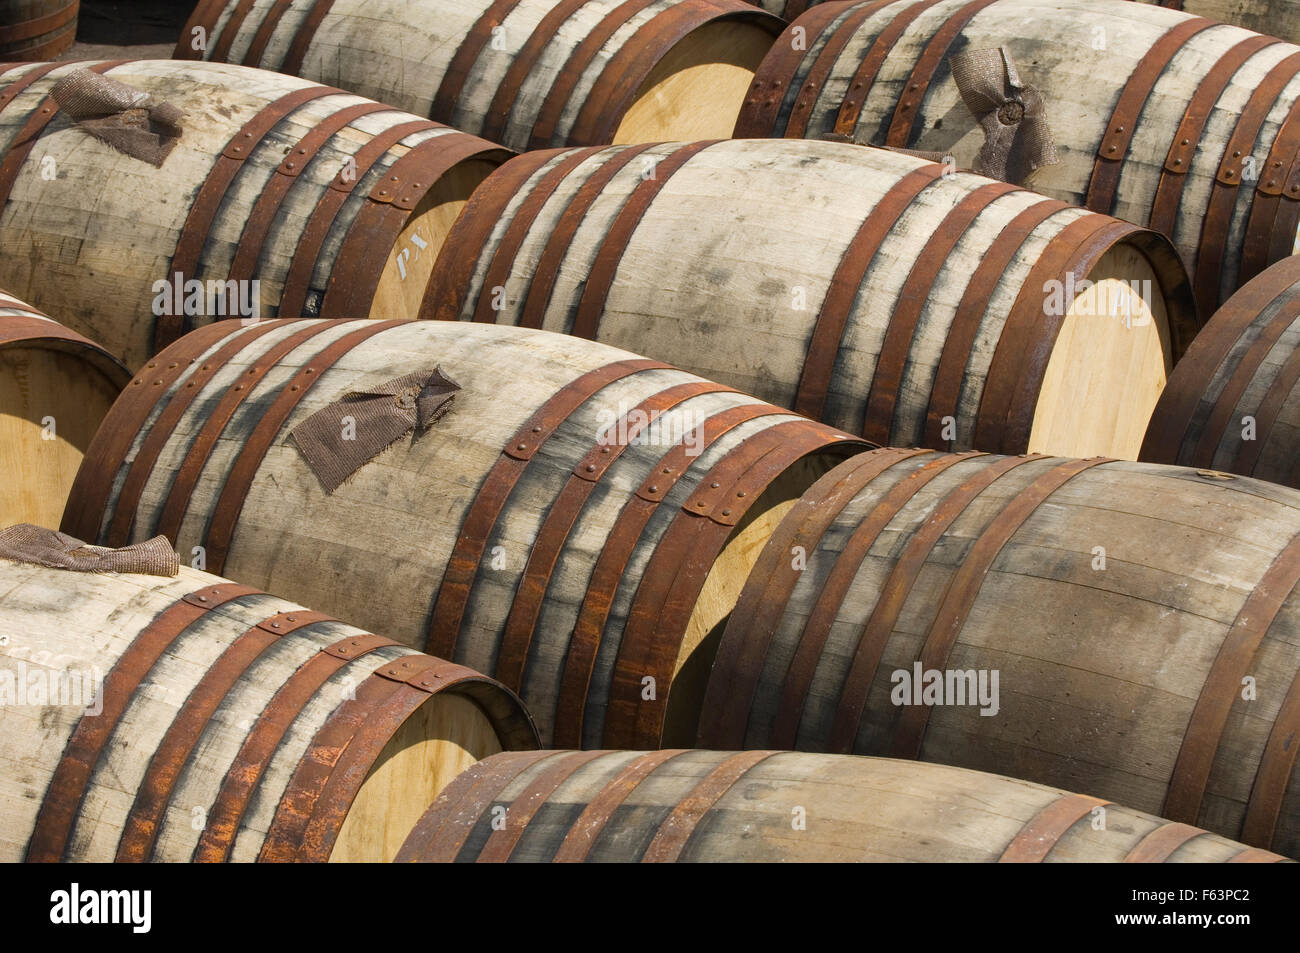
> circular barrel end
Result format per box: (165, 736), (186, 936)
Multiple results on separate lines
(614, 13), (784, 146)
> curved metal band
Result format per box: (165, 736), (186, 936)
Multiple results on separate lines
(1122, 822), (1206, 863)
(1139, 256), (1300, 465)
(399, 750), (563, 862)
(424, 358), (671, 659)
(1187, 291), (1300, 469)
(1163, 528), (1300, 826)
(474, 750), (609, 863)
(552, 749), (689, 862)
(732, 0), (851, 138)
(518, 143), (658, 329)
(471, 147), (607, 325)
(527, 0), (660, 150)
(889, 457), (1111, 759)
(228, 101), (391, 286)
(884, 0), (1001, 147)
(104, 319), (294, 548)
(551, 401), (790, 749)
(26, 583), (261, 862)
(973, 215), (1128, 453)
(781, 0), (891, 140)
(1084, 18), (1215, 214)
(640, 751), (779, 862)
(833, 0), (945, 138)
(116, 609), (333, 861)
(318, 131), (501, 317)
(698, 447), (930, 749)
(421, 148), (569, 322)
(281, 0), (338, 76)
(862, 180), (1019, 444)
(278, 118), (440, 317)
(1148, 35), (1277, 239)
(570, 140), (720, 340)
(203, 320), (401, 573)
(192, 631), (397, 862)
(997, 794), (1110, 863)
(431, 0), (527, 127)
(825, 453), (1038, 754)
(151, 320), (347, 547)
(242, 0), (298, 69)
(1192, 50), (1300, 317)
(479, 0), (591, 145)
(494, 379), (732, 693)
(162, 84), (341, 352)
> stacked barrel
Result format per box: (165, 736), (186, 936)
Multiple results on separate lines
(0, 0), (1298, 863)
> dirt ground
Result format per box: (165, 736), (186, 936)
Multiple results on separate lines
(56, 0), (195, 62)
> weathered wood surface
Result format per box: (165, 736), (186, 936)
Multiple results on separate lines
(426, 138), (1198, 459)
(700, 449), (1300, 857)
(0, 60), (509, 370)
(0, 558), (536, 862)
(176, 0), (783, 152)
(0, 0), (78, 60)
(60, 319), (867, 749)
(396, 749), (1291, 861)
(0, 292), (128, 530)
(735, 0), (1300, 314)
(1142, 254), (1300, 487)
(1137, 0), (1300, 46)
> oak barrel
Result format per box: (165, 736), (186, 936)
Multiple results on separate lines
(175, 0), (783, 153)
(0, 556), (537, 862)
(734, 0), (1300, 315)
(396, 749), (1289, 861)
(0, 60), (509, 370)
(699, 449), (1300, 856)
(59, 319), (868, 749)
(425, 138), (1197, 459)
(1141, 254), (1300, 487)
(0, 290), (128, 530)
(0, 1), (78, 60)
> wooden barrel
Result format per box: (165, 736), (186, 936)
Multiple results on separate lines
(0, 1), (78, 60)
(0, 556), (537, 862)
(174, 0), (783, 153)
(424, 138), (1197, 459)
(1141, 255), (1300, 487)
(699, 449), (1300, 856)
(59, 319), (868, 749)
(0, 290), (128, 530)
(395, 749), (1289, 861)
(0, 60), (509, 371)
(1135, 1), (1300, 47)
(734, 0), (1300, 316)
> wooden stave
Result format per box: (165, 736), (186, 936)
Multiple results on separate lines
(0, 558), (536, 863)
(0, 295), (130, 528)
(173, 0), (785, 152)
(394, 749), (1291, 862)
(733, 0), (1300, 313)
(59, 319), (868, 749)
(0, 1), (78, 61)
(698, 449), (1300, 856)
(0, 59), (509, 371)
(1140, 254), (1300, 487)
(422, 138), (1198, 456)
